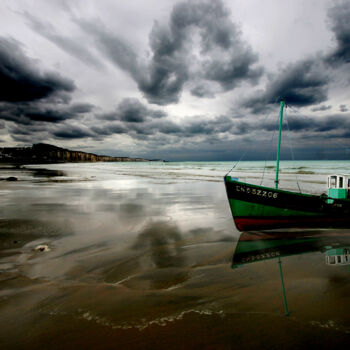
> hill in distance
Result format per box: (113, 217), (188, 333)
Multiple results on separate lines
(0, 143), (157, 164)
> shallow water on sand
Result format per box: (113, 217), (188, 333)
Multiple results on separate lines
(1, 161), (350, 349)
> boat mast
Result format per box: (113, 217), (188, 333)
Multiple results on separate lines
(275, 100), (285, 189)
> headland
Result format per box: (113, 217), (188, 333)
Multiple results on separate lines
(0, 143), (151, 164)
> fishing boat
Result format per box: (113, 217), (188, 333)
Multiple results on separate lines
(224, 101), (350, 231)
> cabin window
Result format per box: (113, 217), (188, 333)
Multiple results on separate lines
(329, 176), (337, 188)
(348, 179), (350, 188)
(339, 177), (344, 188)
(328, 256), (336, 264)
(337, 256), (342, 263)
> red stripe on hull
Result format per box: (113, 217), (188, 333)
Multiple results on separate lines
(238, 230), (350, 241)
(234, 217), (350, 231)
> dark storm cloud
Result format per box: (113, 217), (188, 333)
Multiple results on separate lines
(76, 19), (187, 105)
(118, 98), (153, 123)
(103, 113), (233, 138)
(181, 115), (233, 136)
(146, 0), (263, 97)
(326, 1), (350, 65)
(252, 113), (350, 135)
(10, 134), (37, 143)
(77, 0), (262, 105)
(77, 20), (145, 85)
(24, 13), (104, 69)
(339, 104), (348, 112)
(52, 125), (94, 139)
(157, 120), (184, 134)
(171, 112), (350, 140)
(97, 112), (117, 121)
(241, 1), (350, 116)
(23, 104), (348, 161)
(0, 35), (83, 140)
(68, 103), (94, 114)
(190, 84), (215, 98)
(82, 107), (233, 141)
(139, 20), (188, 105)
(240, 1), (350, 116)
(0, 37), (75, 103)
(183, 121), (213, 136)
(7, 122), (53, 143)
(311, 105), (332, 112)
(9, 123), (51, 136)
(25, 109), (70, 123)
(25, 103), (93, 123)
(91, 122), (127, 136)
(242, 58), (329, 113)
(98, 98), (166, 123)
(0, 102), (93, 124)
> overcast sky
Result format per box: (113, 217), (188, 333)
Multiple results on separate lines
(1, 0), (350, 160)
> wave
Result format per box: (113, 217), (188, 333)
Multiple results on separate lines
(296, 170), (315, 174)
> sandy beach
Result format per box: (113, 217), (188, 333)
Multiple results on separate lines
(1, 162), (350, 349)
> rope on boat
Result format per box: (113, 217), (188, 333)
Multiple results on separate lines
(226, 105), (276, 177)
(225, 149), (249, 176)
(260, 126), (277, 186)
(284, 107), (302, 193)
(258, 103), (302, 191)
(226, 99), (309, 194)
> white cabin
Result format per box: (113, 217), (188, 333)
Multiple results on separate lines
(327, 174), (350, 200)
(328, 175), (350, 189)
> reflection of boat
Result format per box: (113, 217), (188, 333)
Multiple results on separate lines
(224, 101), (350, 231)
(232, 229), (350, 316)
(232, 229), (350, 267)
(326, 247), (350, 266)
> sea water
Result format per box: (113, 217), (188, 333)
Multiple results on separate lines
(24, 159), (350, 193)
(24, 159), (350, 179)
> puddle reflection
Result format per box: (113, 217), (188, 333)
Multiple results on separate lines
(232, 229), (350, 317)
(133, 221), (185, 269)
(232, 229), (350, 267)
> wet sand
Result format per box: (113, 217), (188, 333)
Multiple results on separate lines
(1, 163), (350, 349)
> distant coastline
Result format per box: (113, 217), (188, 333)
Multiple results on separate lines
(0, 143), (159, 164)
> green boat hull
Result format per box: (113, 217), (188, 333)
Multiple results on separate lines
(224, 176), (350, 231)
